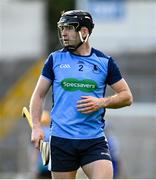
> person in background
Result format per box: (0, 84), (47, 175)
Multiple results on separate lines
(105, 122), (127, 179)
(30, 10), (133, 179)
(105, 122), (120, 179)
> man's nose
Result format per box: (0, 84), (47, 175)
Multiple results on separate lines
(62, 28), (68, 35)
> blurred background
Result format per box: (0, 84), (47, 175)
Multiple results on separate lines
(0, 0), (156, 178)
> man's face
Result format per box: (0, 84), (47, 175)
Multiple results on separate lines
(58, 25), (81, 48)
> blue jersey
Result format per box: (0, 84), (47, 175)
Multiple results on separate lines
(41, 48), (122, 139)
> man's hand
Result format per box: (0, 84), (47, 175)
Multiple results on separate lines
(31, 127), (44, 149)
(77, 96), (105, 114)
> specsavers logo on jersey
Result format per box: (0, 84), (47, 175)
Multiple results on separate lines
(61, 78), (97, 92)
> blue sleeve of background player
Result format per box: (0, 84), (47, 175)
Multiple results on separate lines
(41, 54), (54, 81)
(106, 57), (122, 85)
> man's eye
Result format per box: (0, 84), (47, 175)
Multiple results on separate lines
(59, 26), (65, 31)
(68, 26), (74, 30)
(59, 26), (74, 31)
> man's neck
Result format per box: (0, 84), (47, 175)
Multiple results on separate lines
(73, 42), (91, 56)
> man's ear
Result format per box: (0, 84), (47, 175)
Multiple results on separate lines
(81, 27), (89, 37)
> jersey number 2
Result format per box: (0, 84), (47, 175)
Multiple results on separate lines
(79, 65), (83, 71)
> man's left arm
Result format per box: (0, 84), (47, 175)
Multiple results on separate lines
(102, 78), (133, 109)
(77, 79), (133, 114)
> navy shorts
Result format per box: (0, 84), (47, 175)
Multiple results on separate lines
(49, 136), (112, 172)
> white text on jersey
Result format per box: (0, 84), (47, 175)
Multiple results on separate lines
(60, 64), (71, 68)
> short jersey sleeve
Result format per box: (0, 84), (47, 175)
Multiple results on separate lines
(41, 54), (54, 82)
(106, 57), (122, 85)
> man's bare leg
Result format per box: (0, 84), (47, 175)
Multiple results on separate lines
(82, 160), (113, 179)
(52, 170), (77, 179)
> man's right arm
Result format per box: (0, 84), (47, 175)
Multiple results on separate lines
(29, 76), (51, 149)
